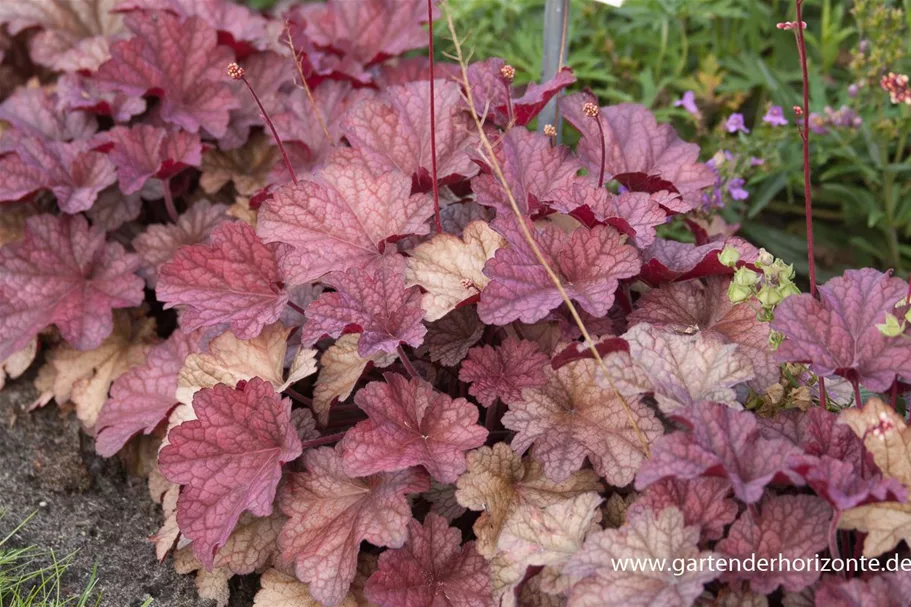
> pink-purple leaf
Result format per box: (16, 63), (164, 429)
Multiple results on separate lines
(159, 378), (302, 568)
(0, 214), (143, 360)
(771, 268), (911, 392)
(157, 221), (290, 340)
(639, 237), (758, 286)
(106, 124), (202, 195)
(0, 86), (97, 145)
(338, 373), (488, 483)
(95, 12), (240, 137)
(467, 58), (576, 127)
(458, 337), (549, 407)
(627, 477), (738, 542)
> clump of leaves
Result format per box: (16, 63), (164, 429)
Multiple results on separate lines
(1, 1), (911, 606)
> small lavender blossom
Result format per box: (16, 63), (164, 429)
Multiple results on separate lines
(808, 112), (829, 135)
(762, 105), (788, 127)
(848, 83), (859, 98)
(674, 91), (699, 116)
(825, 105), (862, 129)
(725, 113), (750, 134)
(727, 178), (749, 201)
(750, 157), (765, 167)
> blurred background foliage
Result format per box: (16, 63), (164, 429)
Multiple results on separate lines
(252, 0), (911, 280)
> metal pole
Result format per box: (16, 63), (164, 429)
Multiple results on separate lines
(538, 0), (570, 142)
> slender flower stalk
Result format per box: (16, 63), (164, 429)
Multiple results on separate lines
(162, 177), (178, 222)
(397, 345), (421, 380)
(583, 101), (606, 188)
(227, 62), (298, 185)
(500, 64), (516, 125)
(427, 0), (443, 233)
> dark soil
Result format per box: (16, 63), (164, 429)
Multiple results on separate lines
(0, 378), (258, 607)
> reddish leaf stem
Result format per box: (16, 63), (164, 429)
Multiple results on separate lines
(891, 380), (899, 411)
(287, 300), (307, 317)
(427, 0), (442, 233)
(300, 432), (346, 450)
(162, 177), (178, 222)
(397, 345), (421, 380)
(486, 400), (500, 431)
(792, 1), (827, 406)
(595, 118), (606, 188)
(285, 386), (312, 407)
(233, 67), (297, 186)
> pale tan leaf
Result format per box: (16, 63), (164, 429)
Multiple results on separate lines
(838, 501), (911, 557)
(253, 569), (358, 607)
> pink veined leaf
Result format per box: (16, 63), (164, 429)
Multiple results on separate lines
(470, 127), (582, 217)
(0, 214), (144, 360)
(0, 0), (125, 72)
(56, 73), (147, 123)
(501, 359), (662, 485)
(365, 512), (493, 607)
(272, 80), (359, 164)
(549, 180), (669, 248)
(564, 506), (719, 607)
(560, 94), (716, 211)
(94, 11), (240, 137)
(638, 237), (759, 286)
(105, 124), (203, 195)
(86, 189), (142, 232)
(157, 221), (290, 340)
(114, 0), (276, 55)
(278, 446), (430, 607)
(133, 200), (228, 287)
(458, 337), (549, 408)
(478, 217), (640, 325)
(338, 373), (488, 483)
(716, 494), (832, 594)
(629, 276), (778, 391)
(606, 322), (755, 414)
(0, 86), (98, 146)
(424, 307), (485, 367)
(635, 401), (803, 504)
(626, 477), (738, 542)
(0, 135), (117, 213)
(220, 51), (292, 150)
(771, 268), (911, 392)
(158, 378), (302, 569)
(295, 0), (434, 71)
(299, 256), (427, 358)
(258, 155), (433, 284)
(373, 56), (462, 88)
(789, 454), (907, 511)
(466, 58), (576, 127)
(95, 330), (201, 457)
(342, 80), (480, 191)
(814, 572), (911, 607)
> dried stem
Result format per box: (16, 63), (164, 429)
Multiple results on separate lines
(791, 2), (827, 406)
(162, 177), (178, 222)
(285, 27), (332, 145)
(397, 345), (421, 380)
(427, 0), (443, 233)
(443, 4), (650, 457)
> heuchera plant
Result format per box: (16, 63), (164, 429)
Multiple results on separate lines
(2, 1), (911, 606)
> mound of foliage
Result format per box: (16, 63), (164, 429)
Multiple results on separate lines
(1, 1), (911, 606)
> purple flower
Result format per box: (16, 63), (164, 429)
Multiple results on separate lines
(762, 105), (788, 127)
(725, 113), (750, 134)
(750, 157), (765, 167)
(673, 91), (700, 116)
(848, 84), (859, 98)
(808, 112), (829, 135)
(727, 178), (749, 201)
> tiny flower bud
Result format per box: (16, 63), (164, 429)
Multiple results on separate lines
(718, 246), (740, 267)
(583, 102), (600, 118)
(543, 124), (557, 137)
(227, 62), (245, 80)
(499, 64), (515, 83)
(756, 248), (774, 266)
(876, 313), (904, 337)
(793, 106), (803, 116)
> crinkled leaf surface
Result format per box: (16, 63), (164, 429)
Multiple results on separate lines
(106, 124), (202, 195)
(200, 133), (280, 197)
(254, 568), (360, 607)
(627, 478), (737, 542)
(560, 95), (715, 210)
(159, 378), (302, 568)
(639, 237), (758, 286)
(299, 257), (427, 357)
(630, 277), (777, 391)
(0, 0), (124, 71)
(95, 12), (239, 136)
(467, 59), (576, 127)
(366, 513), (493, 607)
(564, 506), (718, 607)
(259, 159), (432, 284)
(95, 329), (200, 457)
(338, 373), (487, 483)
(458, 337), (548, 408)
(0, 214), (143, 359)
(56, 72), (147, 122)
(813, 572), (911, 607)
(272, 80), (356, 163)
(636, 401), (803, 504)
(716, 494), (831, 594)
(772, 269), (911, 391)
(502, 359), (661, 484)
(278, 447), (430, 607)
(157, 221), (289, 340)
(342, 80), (479, 189)
(0, 86), (97, 144)
(478, 218), (640, 325)
(424, 307), (485, 367)
(471, 127), (581, 216)
(405, 221), (505, 322)
(455, 443), (603, 558)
